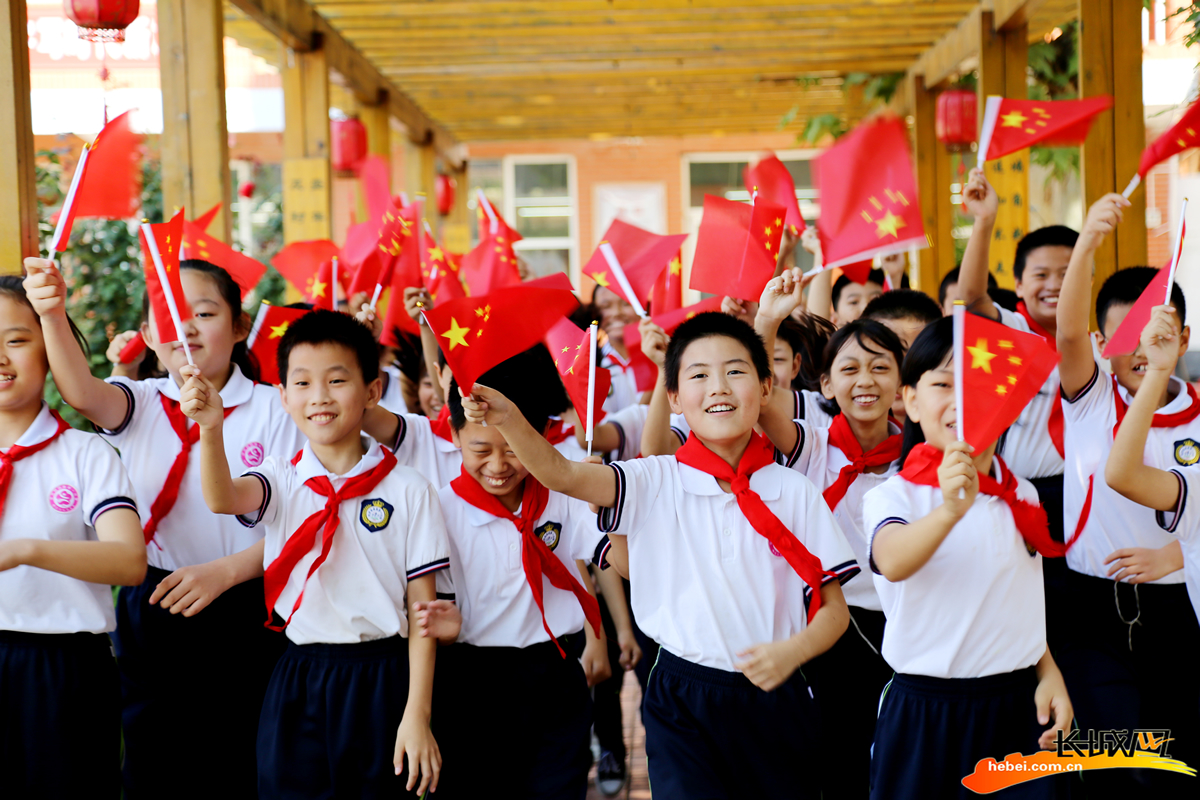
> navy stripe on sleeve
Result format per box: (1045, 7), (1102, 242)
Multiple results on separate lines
(781, 421), (805, 469)
(389, 413), (408, 453)
(869, 517), (908, 574)
(591, 535), (612, 570)
(612, 422), (626, 460)
(236, 472), (272, 528)
(1158, 469), (1189, 533)
(670, 426), (688, 446)
(596, 463), (627, 534)
(1061, 363), (1100, 404)
(89, 496), (137, 527)
(407, 557), (450, 580)
(96, 381), (136, 436)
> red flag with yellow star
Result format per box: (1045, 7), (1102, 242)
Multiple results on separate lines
(377, 198), (422, 290)
(545, 317), (610, 426)
(139, 210), (192, 346)
(956, 309), (1060, 452)
(623, 296), (725, 392)
(689, 195), (786, 300)
(583, 220), (689, 309)
(52, 111), (142, 251)
(180, 218), (266, 298)
(979, 96), (1113, 162)
(272, 240), (340, 299)
(1138, 98), (1200, 179)
(650, 250), (684, 315)
(421, 285), (580, 392)
(461, 200), (523, 295)
(744, 154), (806, 235)
(192, 203), (221, 233)
(421, 229), (467, 305)
(814, 116), (926, 270)
(246, 302), (310, 385)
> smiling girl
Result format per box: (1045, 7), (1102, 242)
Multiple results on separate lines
(24, 256), (305, 798)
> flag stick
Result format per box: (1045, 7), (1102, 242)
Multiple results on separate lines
(48, 145), (90, 254)
(477, 188), (499, 235)
(1165, 198), (1189, 305)
(586, 321), (598, 458)
(399, 192), (409, 207)
(975, 96), (1003, 169)
(368, 283), (385, 311)
(424, 219), (439, 283)
(1122, 174), (1142, 199)
(952, 301), (966, 499)
(598, 242), (647, 318)
(141, 221), (194, 368)
(246, 301), (272, 349)
(331, 256), (339, 307)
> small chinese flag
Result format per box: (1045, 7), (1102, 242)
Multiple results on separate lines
(839, 260), (876, 286)
(650, 250), (684, 315)
(421, 285), (580, 392)
(1137, 99), (1200, 179)
(342, 219), (380, 268)
(978, 96), (1113, 162)
(308, 259), (351, 311)
(461, 201), (523, 295)
(814, 116), (926, 270)
(139, 209), (192, 346)
(421, 232), (466, 305)
(744, 154), (806, 235)
(1100, 220), (1186, 357)
(623, 296), (725, 392)
(689, 195), (786, 300)
(583, 220), (688, 309)
(272, 240), (340, 298)
(247, 302), (310, 385)
(52, 110), (143, 251)
(180, 218), (266, 299)
(523, 272), (575, 293)
(956, 310), (1060, 453)
(192, 203), (221, 233)
(375, 198), (420, 289)
(545, 317), (610, 426)
(358, 155), (392, 223)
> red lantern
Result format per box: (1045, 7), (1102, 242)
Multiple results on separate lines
(331, 118), (368, 174)
(64, 1), (140, 43)
(239, 182), (256, 199)
(935, 89), (978, 151)
(435, 174), (456, 216)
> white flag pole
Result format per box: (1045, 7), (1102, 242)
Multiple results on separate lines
(48, 146), (90, 255)
(246, 301), (271, 349)
(1122, 174), (1142, 199)
(598, 242), (647, 318)
(331, 256), (339, 307)
(586, 321), (598, 458)
(141, 221), (194, 368)
(952, 301), (966, 498)
(477, 188), (499, 235)
(1165, 198), (1189, 305)
(975, 96), (1004, 170)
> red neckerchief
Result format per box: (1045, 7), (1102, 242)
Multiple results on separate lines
(899, 443), (1064, 557)
(544, 418), (571, 446)
(429, 404), (453, 443)
(1016, 301), (1065, 458)
(675, 432), (836, 622)
(144, 394), (236, 547)
(262, 447), (398, 631)
(450, 468), (601, 657)
(1071, 376), (1200, 546)
(0, 410), (71, 519)
(823, 414), (901, 510)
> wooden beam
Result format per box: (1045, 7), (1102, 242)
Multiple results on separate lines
(159, 0), (233, 242)
(993, 0), (1053, 31)
(0, 0), (36, 269)
(913, 6), (983, 88)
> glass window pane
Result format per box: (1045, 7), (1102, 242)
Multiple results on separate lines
(517, 248), (569, 278)
(515, 207), (570, 238)
(467, 160), (503, 247)
(515, 163), (568, 198)
(689, 161), (749, 207)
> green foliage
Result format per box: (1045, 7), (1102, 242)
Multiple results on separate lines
(1025, 21), (1081, 185)
(801, 114), (848, 144)
(787, 72), (903, 144)
(1168, 4), (1200, 50)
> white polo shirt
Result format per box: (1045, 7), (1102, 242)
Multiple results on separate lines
(242, 440), (451, 645)
(1062, 364), (1190, 584)
(1157, 467), (1200, 624)
(388, 412), (462, 488)
(436, 483), (607, 648)
(601, 343), (640, 413)
(796, 389), (834, 428)
(378, 364), (409, 415)
(599, 456), (858, 673)
(604, 403), (691, 460)
(995, 308), (1064, 480)
(779, 418), (901, 612)
(0, 405), (138, 635)
(102, 367), (305, 571)
(863, 462), (1046, 678)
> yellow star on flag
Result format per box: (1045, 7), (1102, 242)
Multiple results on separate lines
(269, 322), (290, 339)
(874, 210), (907, 239)
(764, 226), (773, 237)
(428, 246), (445, 263)
(775, 218), (783, 227)
(475, 304), (491, 321)
(1000, 110), (1029, 128)
(669, 257), (682, 276)
(441, 318), (471, 350)
(967, 338), (997, 373)
(593, 271), (611, 288)
(309, 280), (327, 298)
(995, 384), (1009, 396)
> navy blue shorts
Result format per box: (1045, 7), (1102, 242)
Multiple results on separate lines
(643, 648), (821, 800)
(0, 630), (120, 798)
(870, 668), (1062, 800)
(431, 633), (591, 800)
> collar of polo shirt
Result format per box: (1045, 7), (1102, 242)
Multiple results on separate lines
(295, 436), (382, 483)
(157, 363), (256, 408)
(677, 459), (783, 500)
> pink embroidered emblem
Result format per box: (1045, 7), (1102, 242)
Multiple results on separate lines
(241, 442), (265, 467)
(49, 484), (80, 513)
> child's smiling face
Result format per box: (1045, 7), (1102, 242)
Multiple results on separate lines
(669, 334), (771, 446)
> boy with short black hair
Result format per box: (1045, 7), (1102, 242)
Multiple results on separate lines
(460, 310), (856, 800)
(1056, 194), (1200, 798)
(861, 288), (941, 349)
(829, 268), (885, 326)
(938, 265), (998, 315)
(183, 309), (449, 798)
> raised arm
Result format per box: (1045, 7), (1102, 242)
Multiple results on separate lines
(753, 273), (806, 454)
(1058, 194), (1130, 397)
(958, 168), (1000, 321)
(24, 258), (130, 430)
(0, 507), (146, 586)
(462, 385), (617, 508)
(180, 365), (265, 516)
(637, 319), (681, 457)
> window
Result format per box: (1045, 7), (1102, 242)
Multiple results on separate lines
(503, 155), (578, 280)
(466, 159), (502, 246)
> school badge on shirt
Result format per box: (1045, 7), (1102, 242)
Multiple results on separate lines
(360, 499), (394, 532)
(1175, 438), (1200, 466)
(535, 521), (562, 551)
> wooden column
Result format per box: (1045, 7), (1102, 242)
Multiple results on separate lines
(281, 45), (331, 243)
(1081, 0), (1147, 325)
(443, 165), (471, 255)
(158, 0), (232, 241)
(418, 142), (438, 236)
(0, 0), (37, 269)
(361, 102), (391, 160)
(910, 75), (957, 296)
(977, 11), (1030, 290)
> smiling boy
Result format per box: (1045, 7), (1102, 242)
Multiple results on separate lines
(459, 311), (855, 800)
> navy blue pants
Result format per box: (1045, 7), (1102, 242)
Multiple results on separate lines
(871, 668), (1064, 800)
(1055, 569), (1200, 799)
(805, 607), (890, 800)
(0, 630), (120, 799)
(113, 566), (286, 798)
(1030, 475), (1072, 655)
(593, 573), (658, 761)
(432, 633), (592, 800)
(643, 648), (820, 800)
(258, 635), (424, 799)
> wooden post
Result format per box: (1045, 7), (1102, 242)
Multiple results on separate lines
(0, 0), (37, 269)
(911, 74), (943, 295)
(418, 142), (438, 236)
(361, 102), (391, 160)
(443, 165), (471, 255)
(281, 46), (332, 243)
(977, 11), (1029, 290)
(158, 0), (232, 242)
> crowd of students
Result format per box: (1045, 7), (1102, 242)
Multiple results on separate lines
(1, 165), (1198, 800)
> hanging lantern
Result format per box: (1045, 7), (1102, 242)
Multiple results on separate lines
(935, 88), (978, 151)
(64, 1), (140, 43)
(331, 118), (368, 174)
(435, 174), (456, 216)
(239, 182), (256, 199)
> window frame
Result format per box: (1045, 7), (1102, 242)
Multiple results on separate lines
(502, 154), (579, 285)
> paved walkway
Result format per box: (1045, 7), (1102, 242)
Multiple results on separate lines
(586, 670), (651, 799)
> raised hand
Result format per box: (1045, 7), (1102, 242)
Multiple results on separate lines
(962, 167), (998, 222)
(639, 318), (669, 367)
(22, 258), (68, 318)
(179, 364), (225, 430)
(938, 440), (978, 519)
(460, 384), (513, 427)
(1080, 193), (1131, 250)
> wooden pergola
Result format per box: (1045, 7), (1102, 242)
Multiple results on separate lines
(1, 0), (1146, 306)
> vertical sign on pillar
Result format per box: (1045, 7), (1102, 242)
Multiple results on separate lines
(283, 158), (333, 242)
(985, 150), (1028, 290)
